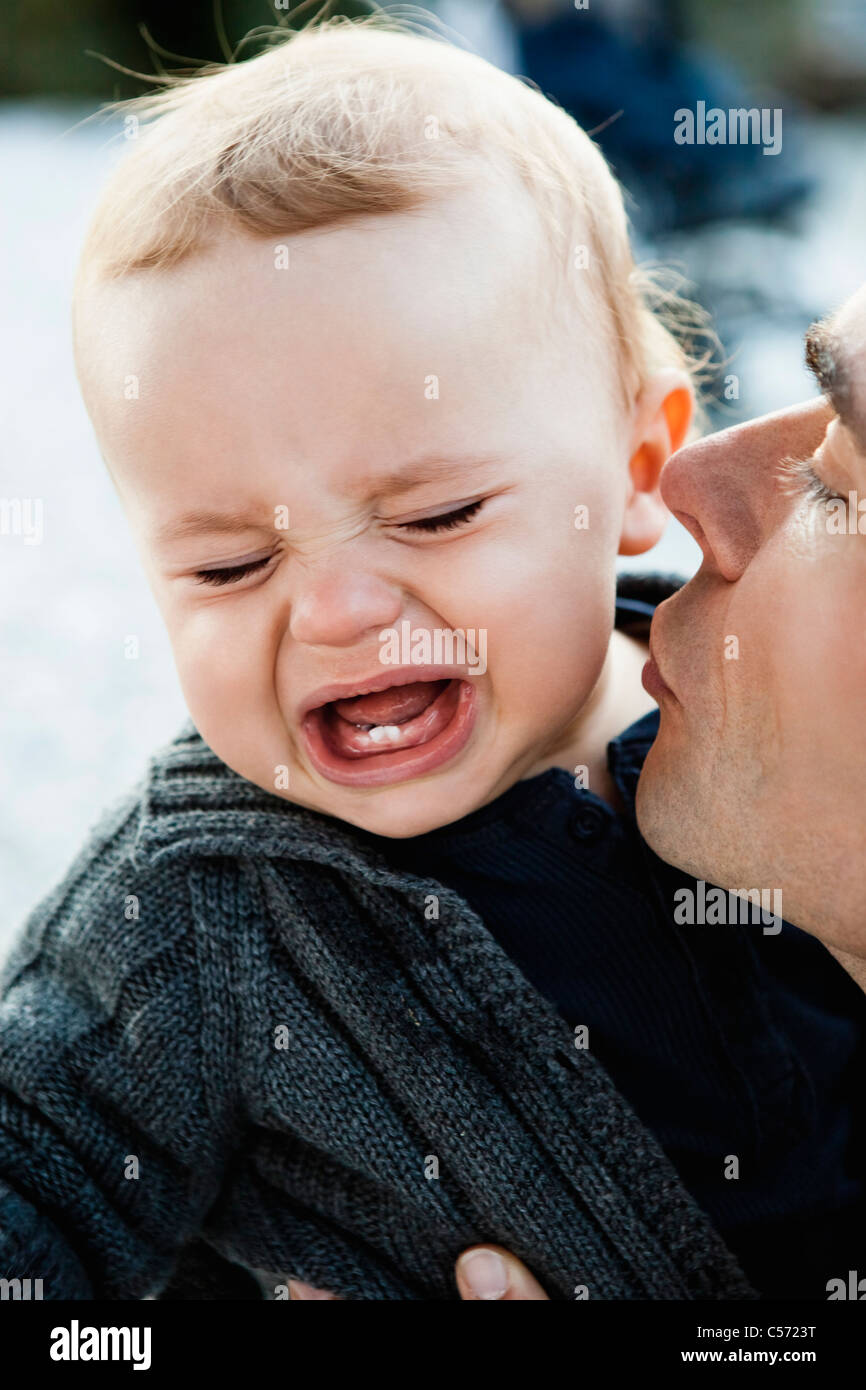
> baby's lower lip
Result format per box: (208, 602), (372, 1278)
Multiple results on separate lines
(301, 678), (478, 787)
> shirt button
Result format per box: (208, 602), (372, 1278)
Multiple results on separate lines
(569, 805), (607, 840)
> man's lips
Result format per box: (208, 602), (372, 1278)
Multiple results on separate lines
(641, 654), (676, 704)
(642, 626), (679, 704)
(299, 666), (479, 788)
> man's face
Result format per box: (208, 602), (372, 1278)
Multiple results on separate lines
(75, 179), (635, 837)
(637, 283), (866, 958)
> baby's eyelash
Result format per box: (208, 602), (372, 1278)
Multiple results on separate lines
(396, 498), (486, 533)
(194, 555), (273, 587)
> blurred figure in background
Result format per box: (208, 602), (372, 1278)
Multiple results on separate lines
(500, 0), (811, 235)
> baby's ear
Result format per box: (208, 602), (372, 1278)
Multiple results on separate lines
(618, 370), (693, 557)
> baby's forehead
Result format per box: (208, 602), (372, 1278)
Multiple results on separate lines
(76, 168), (594, 371)
(75, 178), (616, 511)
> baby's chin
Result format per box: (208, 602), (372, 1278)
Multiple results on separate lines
(290, 779), (492, 840)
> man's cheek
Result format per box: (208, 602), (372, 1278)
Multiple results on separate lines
(769, 566), (846, 703)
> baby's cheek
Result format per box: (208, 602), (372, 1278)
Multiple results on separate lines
(500, 573), (612, 720)
(170, 607), (272, 739)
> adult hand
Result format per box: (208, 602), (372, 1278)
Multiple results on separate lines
(288, 1244), (550, 1300)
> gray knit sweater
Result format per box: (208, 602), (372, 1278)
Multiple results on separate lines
(0, 719), (757, 1300)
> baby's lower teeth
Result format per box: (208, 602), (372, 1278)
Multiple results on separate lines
(368, 724), (402, 744)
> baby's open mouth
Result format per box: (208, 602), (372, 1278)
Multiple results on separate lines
(301, 675), (477, 787)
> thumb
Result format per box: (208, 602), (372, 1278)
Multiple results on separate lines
(455, 1245), (550, 1301)
(288, 1279), (342, 1300)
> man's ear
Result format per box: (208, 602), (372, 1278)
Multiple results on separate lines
(619, 369), (693, 557)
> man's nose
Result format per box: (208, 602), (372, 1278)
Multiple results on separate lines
(289, 565), (404, 648)
(660, 398), (833, 581)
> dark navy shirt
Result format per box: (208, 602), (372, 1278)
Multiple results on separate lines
(374, 586), (866, 1299)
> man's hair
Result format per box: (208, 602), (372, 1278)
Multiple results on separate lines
(74, 9), (712, 413)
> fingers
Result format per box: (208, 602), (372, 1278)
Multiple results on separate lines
(455, 1245), (550, 1301)
(287, 1246), (550, 1301)
(288, 1279), (342, 1300)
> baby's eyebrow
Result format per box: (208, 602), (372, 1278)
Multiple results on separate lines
(155, 510), (275, 545)
(155, 455), (503, 544)
(154, 455), (500, 542)
(354, 452), (503, 496)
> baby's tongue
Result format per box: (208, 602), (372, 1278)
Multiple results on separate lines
(332, 680), (447, 727)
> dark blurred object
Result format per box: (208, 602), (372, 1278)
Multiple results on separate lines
(0, 0), (373, 100)
(684, 0), (866, 112)
(504, 0), (812, 236)
(157, 1238), (264, 1299)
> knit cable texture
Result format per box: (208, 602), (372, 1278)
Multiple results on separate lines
(0, 720), (758, 1300)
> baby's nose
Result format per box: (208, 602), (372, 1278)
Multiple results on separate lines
(289, 568), (404, 648)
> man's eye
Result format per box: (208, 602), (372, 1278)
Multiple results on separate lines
(396, 498), (486, 533)
(778, 454), (846, 506)
(193, 555), (273, 587)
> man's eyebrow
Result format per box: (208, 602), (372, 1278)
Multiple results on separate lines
(804, 319), (866, 454)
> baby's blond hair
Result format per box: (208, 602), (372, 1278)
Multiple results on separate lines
(75, 9), (710, 413)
